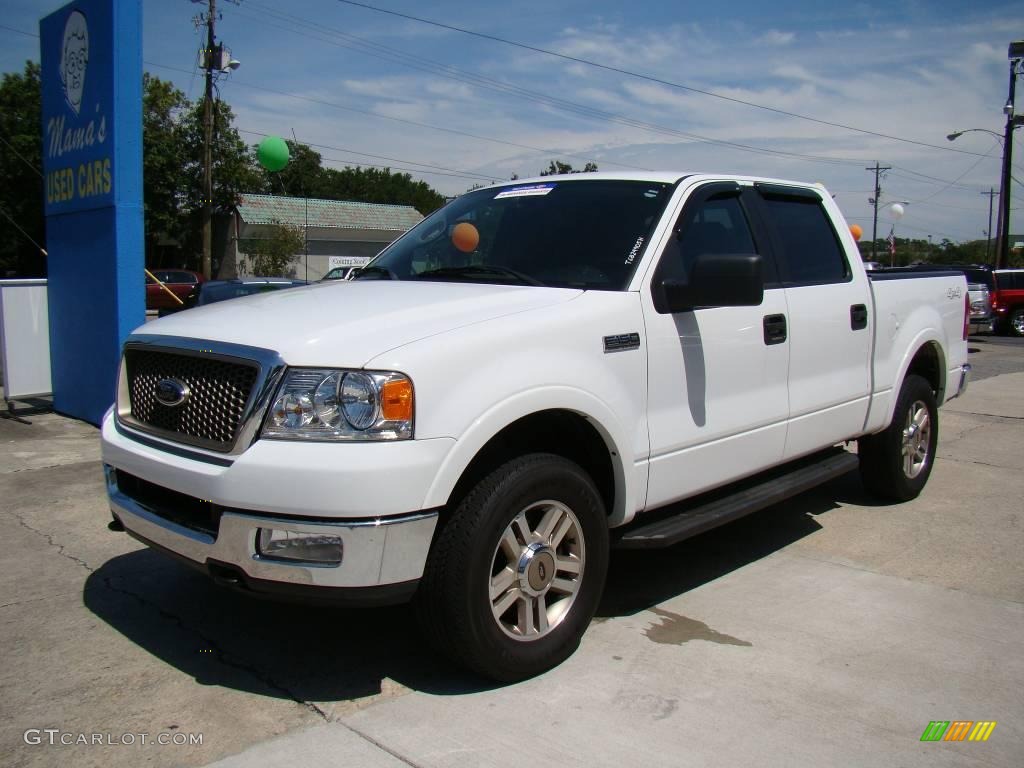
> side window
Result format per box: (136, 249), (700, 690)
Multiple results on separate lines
(660, 194), (757, 282)
(760, 195), (849, 285)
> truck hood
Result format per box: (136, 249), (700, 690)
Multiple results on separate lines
(139, 280), (583, 366)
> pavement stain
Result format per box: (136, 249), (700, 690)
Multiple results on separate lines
(644, 607), (752, 647)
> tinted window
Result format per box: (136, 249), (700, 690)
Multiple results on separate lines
(153, 270), (195, 284)
(761, 195), (849, 285)
(659, 194), (757, 282)
(962, 268), (992, 287)
(365, 180), (673, 290)
(995, 271), (1024, 290)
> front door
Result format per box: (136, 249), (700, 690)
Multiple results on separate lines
(642, 182), (790, 510)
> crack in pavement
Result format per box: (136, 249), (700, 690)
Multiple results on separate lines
(935, 455), (1019, 471)
(0, 591), (81, 610)
(949, 410), (1024, 421)
(9, 510), (95, 573)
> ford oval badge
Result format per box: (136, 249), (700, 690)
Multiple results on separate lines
(155, 378), (190, 408)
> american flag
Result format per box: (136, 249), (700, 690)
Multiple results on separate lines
(887, 228), (896, 258)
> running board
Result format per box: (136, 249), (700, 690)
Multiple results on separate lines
(614, 449), (859, 549)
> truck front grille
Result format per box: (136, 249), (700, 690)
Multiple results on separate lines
(123, 348), (259, 452)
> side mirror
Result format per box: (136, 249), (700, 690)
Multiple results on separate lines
(654, 253), (764, 314)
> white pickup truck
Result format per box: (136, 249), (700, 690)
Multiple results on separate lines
(102, 172), (970, 681)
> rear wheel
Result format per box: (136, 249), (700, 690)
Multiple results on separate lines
(858, 374), (938, 501)
(1010, 308), (1024, 337)
(416, 454), (608, 682)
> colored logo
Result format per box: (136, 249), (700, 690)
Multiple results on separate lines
(920, 721), (997, 742)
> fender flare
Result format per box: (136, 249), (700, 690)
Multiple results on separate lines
(421, 386), (638, 526)
(882, 329), (948, 428)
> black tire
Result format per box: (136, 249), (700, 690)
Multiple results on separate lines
(1009, 308), (1024, 337)
(416, 454), (609, 682)
(858, 374), (938, 501)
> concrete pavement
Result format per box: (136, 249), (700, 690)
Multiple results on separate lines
(1, 363), (1021, 768)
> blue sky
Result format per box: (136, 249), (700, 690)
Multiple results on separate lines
(4, 0), (1022, 244)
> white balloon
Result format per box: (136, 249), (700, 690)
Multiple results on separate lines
(889, 203), (905, 220)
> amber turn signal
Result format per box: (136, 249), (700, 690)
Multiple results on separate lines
(381, 379), (413, 422)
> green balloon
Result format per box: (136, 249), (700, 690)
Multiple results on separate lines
(257, 136), (289, 172)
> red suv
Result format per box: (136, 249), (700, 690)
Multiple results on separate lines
(145, 269), (204, 311)
(992, 269), (1024, 336)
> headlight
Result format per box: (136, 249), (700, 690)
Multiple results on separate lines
(262, 368), (413, 441)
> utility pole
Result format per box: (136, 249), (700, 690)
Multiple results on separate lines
(982, 188), (996, 263)
(867, 162), (892, 262)
(201, 0), (216, 281)
(997, 42), (1023, 269)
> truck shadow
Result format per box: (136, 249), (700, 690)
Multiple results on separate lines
(599, 471), (868, 617)
(83, 471), (872, 702)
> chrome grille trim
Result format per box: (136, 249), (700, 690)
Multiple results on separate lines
(116, 335), (287, 458)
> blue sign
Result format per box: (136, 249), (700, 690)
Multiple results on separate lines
(40, 0), (143, 425)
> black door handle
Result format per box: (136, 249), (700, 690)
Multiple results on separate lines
(851, 304), (868, 331)
(763, 314), (787, 345)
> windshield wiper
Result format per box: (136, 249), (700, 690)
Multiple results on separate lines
(416, 265), (545, 287)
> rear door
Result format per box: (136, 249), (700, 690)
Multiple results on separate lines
(749, 184), (872, 459)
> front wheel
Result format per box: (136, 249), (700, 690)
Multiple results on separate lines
(416, 454), (609, 682)
(858, 374), (938, 501)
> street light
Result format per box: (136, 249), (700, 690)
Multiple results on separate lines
(946, 128), (1004, 142)
(948, 115), (1023, 268)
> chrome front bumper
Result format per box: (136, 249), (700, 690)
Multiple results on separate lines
(105, 465), (438, 597)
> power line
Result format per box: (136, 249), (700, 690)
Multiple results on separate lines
(237, 1), (870, 169)
(237, 128), (506, 181)
(888, 167), (989, 192)
(0, 23), (37, 39)
(334, 0), (993, 159)
(146, 61), (625, 172)
(908, 146), (999, 204)
(0, 21), (995, 191)
(0, 135), (43, 177)
(0, 205), (47, 256)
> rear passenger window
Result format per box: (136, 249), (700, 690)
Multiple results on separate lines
(760, 194), (849, 285)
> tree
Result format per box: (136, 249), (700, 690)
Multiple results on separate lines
(239, 222), (304, 276)
(260, 140), (327, 198)
(142, 74), (188, 263)
(539, 160), (598, 176)
(177, 97), (265, 259)
(258, 140), (447, 214)
(0, 62), (44, 277)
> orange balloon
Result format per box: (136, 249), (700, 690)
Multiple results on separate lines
(849, 224), (863, 241)
(451, 222), (480, 253)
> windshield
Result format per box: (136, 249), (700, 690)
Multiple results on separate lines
(360, 180), (674, 290)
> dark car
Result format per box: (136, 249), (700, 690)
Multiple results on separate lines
(182, 278), (307, 309)
(146, 269), (204, 310)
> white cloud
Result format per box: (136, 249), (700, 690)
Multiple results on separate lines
(215, 7), (1019, 236)
(758, 30), (795, 46)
